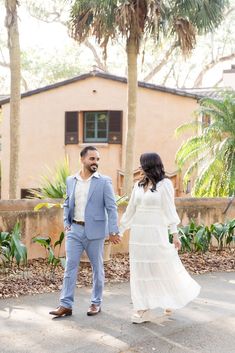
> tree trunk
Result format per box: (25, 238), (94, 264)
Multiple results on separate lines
(123, 32), (138, 196)
(5, 0), (21, 199)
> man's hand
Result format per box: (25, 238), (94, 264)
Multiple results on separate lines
(173, 234), (181, 251)
(109, 234), (121, 244)
(65, 225), (71, 232)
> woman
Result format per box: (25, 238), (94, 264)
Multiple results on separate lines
(119, 152), (200, 323)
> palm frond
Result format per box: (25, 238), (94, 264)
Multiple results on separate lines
(175, 136), (206, 168)
(69, 0), (229, 58)
(173, 0), (229, 34)
(176, 90), (235, 197)
(182, 155), (208, 187)
(175, 119), (201, 137)
(192, 158), (224, 196)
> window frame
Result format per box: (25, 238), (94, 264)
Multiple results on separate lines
(83, 111), (109, 143)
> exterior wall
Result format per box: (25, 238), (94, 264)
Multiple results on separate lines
(0, 76), (198, 199)
(223, 70), (235, 89)
(135, 88), (197, 175)
(0, 198), (234, 259)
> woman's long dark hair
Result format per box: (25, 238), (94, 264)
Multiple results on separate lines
(138, 152), (166, 192)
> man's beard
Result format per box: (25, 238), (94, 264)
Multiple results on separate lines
(88, 164), (98, 173)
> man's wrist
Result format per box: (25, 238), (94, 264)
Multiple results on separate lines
(109, 232), (120, 236)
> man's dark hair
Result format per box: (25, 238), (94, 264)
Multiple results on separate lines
(80, 145), (98, 157)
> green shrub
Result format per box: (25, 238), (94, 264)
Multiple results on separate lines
(0, 222), (27, 268)
(32, 232), (65, 279)
(174, 219), (235, 252)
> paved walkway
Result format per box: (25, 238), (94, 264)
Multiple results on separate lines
(0, 272), (235, 353)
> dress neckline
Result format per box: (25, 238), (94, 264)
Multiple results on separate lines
(142, 179), (165, 193)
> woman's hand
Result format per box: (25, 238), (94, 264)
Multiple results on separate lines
(109, 233), (121, 244)
(173, 233), (181, 251)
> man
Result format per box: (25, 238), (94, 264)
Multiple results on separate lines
(50, 146), (121, 317)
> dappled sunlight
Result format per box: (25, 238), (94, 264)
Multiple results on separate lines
(0, 273), (235, 352)
(177, 304), (220, 323)
(0, 305), (25, 320)
(0, 302), (131, 352)
(77, 328), (129, 351)
(142, 326), (198, 353)
(210, 315), (235, 335)
(196, 297), (235, 312)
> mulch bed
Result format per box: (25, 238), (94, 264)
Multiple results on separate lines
(0, 249), (234, 299)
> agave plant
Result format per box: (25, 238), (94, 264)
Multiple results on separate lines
(176, 91), (235, 197)
(30, 157), (71, 199)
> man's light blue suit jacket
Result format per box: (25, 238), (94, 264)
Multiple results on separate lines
(63, 173), (119, 240)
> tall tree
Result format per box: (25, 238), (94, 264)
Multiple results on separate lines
(69, 0), (229, 196)
(175, 92), (235, 197)
(5, 0), (21, 198)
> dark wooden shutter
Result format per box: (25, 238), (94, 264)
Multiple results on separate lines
(65, 111), (78, 144)
(108, 111), (122, 144)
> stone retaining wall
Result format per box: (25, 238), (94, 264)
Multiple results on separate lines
(0, 198), (234, 259)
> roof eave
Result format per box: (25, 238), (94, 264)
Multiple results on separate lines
(0, 71), (202, 105)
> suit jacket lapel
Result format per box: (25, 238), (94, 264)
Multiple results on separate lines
(87, 177), (98, 203)
(70, 177), (77, 206)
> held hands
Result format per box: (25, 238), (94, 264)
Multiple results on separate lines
(109, 233), (121, 244)
(173, 234), (181, 251)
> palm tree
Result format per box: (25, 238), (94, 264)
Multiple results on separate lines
(5, 0), (21, 199)
(69, 0), (229, 195)
(175, 91), (235, 197)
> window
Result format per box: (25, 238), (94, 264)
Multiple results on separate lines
(83, 111), (122, 144)
(65, 111), (78, 144)
(84, 112), (108, 142)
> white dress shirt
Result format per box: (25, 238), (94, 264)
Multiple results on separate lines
(73, 171), (99, 222)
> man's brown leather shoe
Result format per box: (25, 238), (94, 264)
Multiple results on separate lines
(87, 304), (101, 316)
(49, 306), (72, 317)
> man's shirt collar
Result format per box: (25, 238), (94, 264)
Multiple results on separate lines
(75, 171), (100, 181)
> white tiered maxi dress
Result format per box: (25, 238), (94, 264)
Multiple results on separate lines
(119, 178), (201, 311)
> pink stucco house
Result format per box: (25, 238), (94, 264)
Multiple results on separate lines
(0, 70), (203, 199)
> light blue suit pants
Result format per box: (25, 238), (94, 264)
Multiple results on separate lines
(60, 223), (105, 309)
